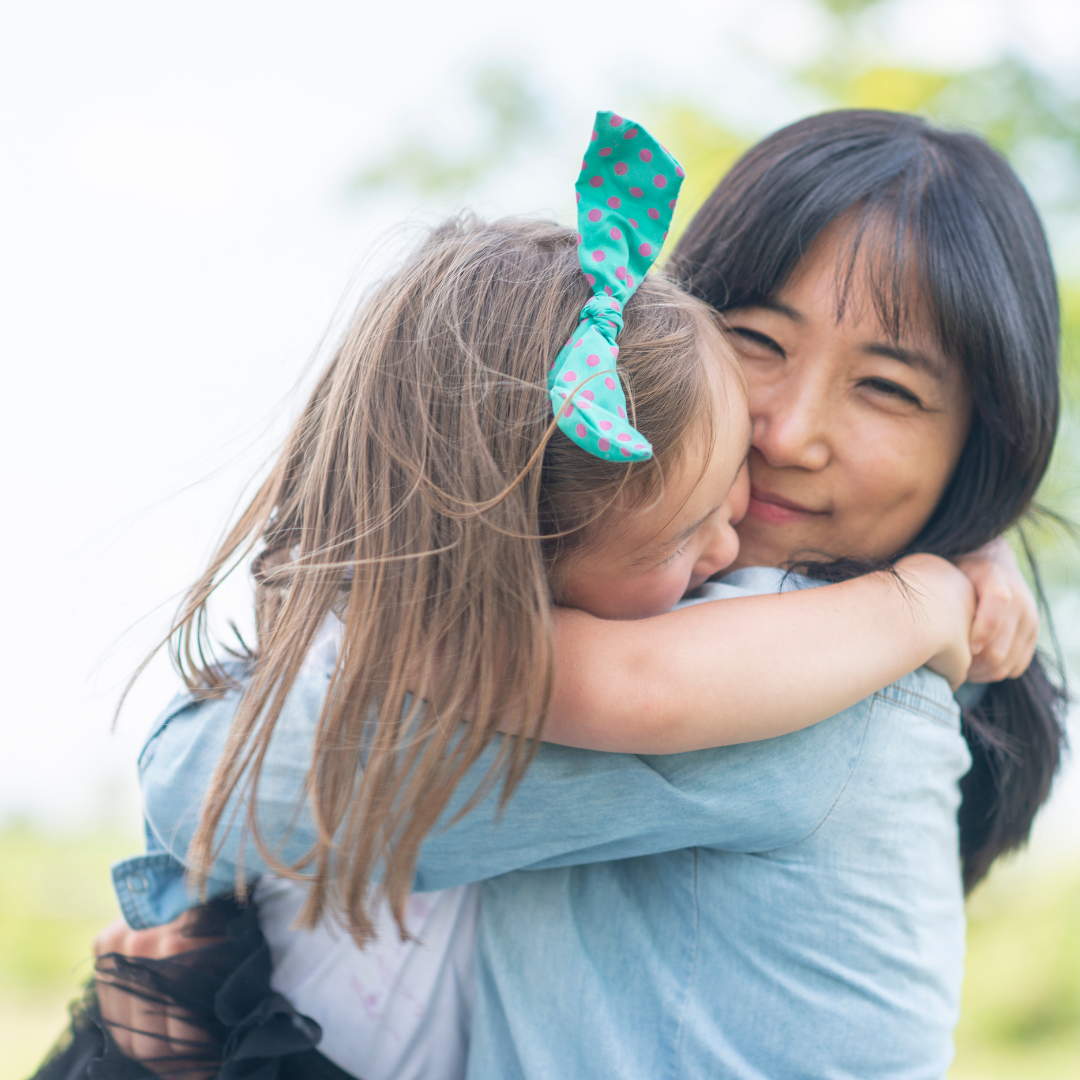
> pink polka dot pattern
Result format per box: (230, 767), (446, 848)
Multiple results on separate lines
(547, 109), (686, 464)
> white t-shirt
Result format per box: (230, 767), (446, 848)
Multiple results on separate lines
(257, 875), (479, 1080)
(256, 613), (479, 1080)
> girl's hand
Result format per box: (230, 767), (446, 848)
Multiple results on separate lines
(895, 553), (976, 691)
(94, 912), (224, 1079)
(954, 537), (1039, 683)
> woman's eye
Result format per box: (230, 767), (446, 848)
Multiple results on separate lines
(727, 327), (785, 359)
(860, 377), (923, 407)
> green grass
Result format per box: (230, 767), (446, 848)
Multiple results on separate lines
(1, 824), (1077, 1079)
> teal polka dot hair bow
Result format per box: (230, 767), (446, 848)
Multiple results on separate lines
(549, 110), (685, 462)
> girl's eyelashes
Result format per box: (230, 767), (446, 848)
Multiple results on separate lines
(660, 544), (688, 567)
(726, 326), (786, 358)
(859, 377), (924, 408)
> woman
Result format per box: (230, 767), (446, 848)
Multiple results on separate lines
(671, 108), (1064, 892)
(45, 110), (1066, 1078)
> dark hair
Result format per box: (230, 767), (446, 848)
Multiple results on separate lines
(672, 109), (1068, 892)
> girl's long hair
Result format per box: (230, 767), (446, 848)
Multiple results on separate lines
(671, 109), (1068, 892)
(168, 216), (721, 942)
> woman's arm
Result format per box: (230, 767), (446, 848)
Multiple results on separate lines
(539, 553), (975, 753)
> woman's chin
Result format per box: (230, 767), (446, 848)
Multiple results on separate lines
(733, 519), (814, 570)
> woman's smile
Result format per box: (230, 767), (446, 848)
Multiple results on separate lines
(746, 481), (828, 526)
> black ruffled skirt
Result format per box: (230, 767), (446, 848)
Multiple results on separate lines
(33, 898), (357, 1080)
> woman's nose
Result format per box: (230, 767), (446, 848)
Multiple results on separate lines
(749, 366), (832, 472)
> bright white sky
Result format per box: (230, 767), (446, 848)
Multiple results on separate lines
(2, 0), (1077, 858)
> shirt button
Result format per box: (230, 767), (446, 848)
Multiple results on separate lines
(128, 874), (149, 893)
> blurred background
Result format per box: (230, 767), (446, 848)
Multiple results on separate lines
(1, 0), (1078, 1075)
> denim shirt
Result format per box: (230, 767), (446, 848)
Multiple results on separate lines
(115, 570), (971, 1079)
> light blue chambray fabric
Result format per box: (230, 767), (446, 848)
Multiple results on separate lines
(115, 569), (971, 1079)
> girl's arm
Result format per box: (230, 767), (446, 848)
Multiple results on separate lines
(539, 553), (975, 754)
(956, 536), (1039, 682)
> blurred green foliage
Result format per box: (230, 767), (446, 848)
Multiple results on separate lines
(952, 863), (1080, 1078)
(350, 65), (547, 196)
(0, 823), (137, 1080)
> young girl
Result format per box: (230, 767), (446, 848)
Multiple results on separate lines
(48, 114), (986, 1080)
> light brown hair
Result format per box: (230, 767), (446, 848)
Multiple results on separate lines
(168, 216), (728, 942)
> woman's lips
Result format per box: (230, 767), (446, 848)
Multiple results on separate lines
(747, 486), (828, 526)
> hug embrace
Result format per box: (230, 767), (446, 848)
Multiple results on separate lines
(39, 107), (1066, 1080)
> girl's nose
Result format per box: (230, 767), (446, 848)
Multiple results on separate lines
(750, 366), (831, 472)
(695, 510), (740, 579)
(727, 461), (751, 525)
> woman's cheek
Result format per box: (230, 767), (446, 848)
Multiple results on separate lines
(844, 448), (939, 557)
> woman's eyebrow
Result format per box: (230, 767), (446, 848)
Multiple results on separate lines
(861, 342), (944, 379)
(751, 299), (805, 324)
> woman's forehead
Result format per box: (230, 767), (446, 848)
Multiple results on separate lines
(780, 216), (950, 362)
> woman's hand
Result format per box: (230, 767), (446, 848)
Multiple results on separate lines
(894, 553), (976, 691)
(94, 912), (225, 1080)
(954, 537), (1039, 682)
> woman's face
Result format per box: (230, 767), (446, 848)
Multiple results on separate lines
(726, 225), (973, 568)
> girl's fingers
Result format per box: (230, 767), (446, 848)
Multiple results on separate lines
(967, 576), (1008, 655)
(1007, 621), (1040, 681)
(968, 617), (1020, 683)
